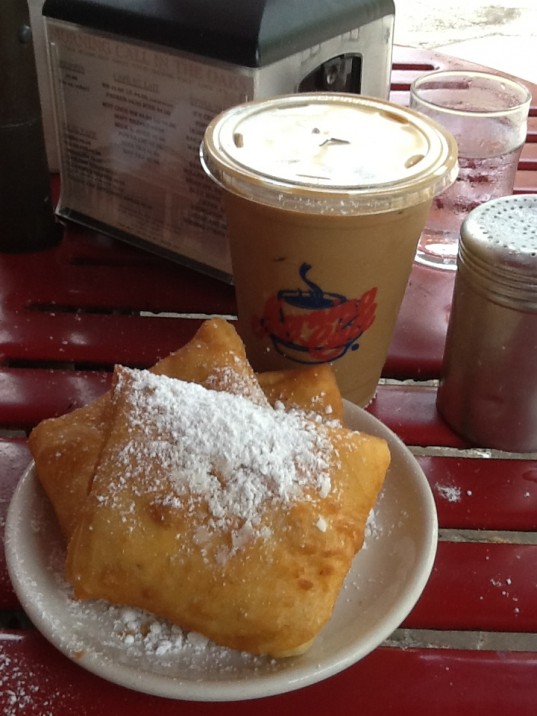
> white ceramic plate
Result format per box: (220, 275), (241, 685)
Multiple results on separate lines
(6, 401), (437, 702)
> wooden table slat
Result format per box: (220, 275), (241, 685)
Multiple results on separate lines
(385, 263), (455, 380)
(406, 542), (537, 631)
(420, 455), (537, 531)
(0, 312), (204, 368)
(514, 170), (537, 193)
(368, 384), (466, 448)
(0, 368), (111, 429)
(2, 633), (537, 716)
(0, 242), (236, 317)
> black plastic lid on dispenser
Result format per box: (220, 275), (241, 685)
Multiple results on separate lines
(42, 0), (395, 68)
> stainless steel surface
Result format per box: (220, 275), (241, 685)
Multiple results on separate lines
(437, 195), (537, 451)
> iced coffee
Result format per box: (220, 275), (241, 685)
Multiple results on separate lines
(201, 93), (458, 406)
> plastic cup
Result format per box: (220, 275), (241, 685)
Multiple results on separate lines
(201, 93), (458, 406)
(410, 70), (531, 270)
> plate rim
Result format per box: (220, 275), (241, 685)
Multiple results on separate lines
(5, 400), (438, 701)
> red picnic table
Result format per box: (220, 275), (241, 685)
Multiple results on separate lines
(1, 45), (536, 715)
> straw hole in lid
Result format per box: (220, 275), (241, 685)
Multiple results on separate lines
(405, 154), (425, 168)
(378, 109), (408, 125)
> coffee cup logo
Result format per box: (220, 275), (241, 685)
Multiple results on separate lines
(253, 263), (377, 363)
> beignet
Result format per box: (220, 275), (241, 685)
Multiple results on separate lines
(257, 364), (344, 423)
(28, 318), (267, 539)
(66, 366), (390, 657)
(28, 319), (343, 539)
(28, 318), (390, 657)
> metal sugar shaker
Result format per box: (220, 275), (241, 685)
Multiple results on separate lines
(436, 194), (537, 452)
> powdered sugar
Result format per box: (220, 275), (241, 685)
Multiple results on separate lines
(103, 368), (335, 555)
(0, 639), (72, 716)
(435, 483), (462, 503)
(102, 603), (273, 671)
(203, 359), (269, 406)
(54, 564), (281, 675)
(364, 505), (382, 544)
(6, 395), (434, 702)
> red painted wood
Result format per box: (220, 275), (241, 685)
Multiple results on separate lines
(520, 141), (537, 167)
(515, 170), (537, 193)
(0, 311), (205, 368)
(0, 231), (236, 317)
(0, 47), (536, 714)
(418, 455), (537, 531)
(367, 384), (467, 448)
(384, 263), (455, 379)
(406, 541), (537, 632)
(0, 368), (111, 429)
(1, 633), (537, 716)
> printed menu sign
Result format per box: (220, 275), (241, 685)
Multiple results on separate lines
(47, 20), (255, 279)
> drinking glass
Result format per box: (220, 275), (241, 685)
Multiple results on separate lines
(410, 70), (531, 270)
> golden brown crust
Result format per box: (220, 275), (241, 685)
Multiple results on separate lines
(28, 318), (390, 657)
(257, 364), (344, 422)
(28, 319), (343, 540)
(29, 319), (266, 538)
(28, 395), (110, 539)
(65, 366), (389, 657)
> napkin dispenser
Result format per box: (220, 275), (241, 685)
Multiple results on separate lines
(43, 0), (395, 281)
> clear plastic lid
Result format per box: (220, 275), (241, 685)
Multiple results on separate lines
(201, 93), (459, 215)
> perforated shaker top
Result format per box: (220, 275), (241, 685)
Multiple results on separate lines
(459, 195), (537, 307)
